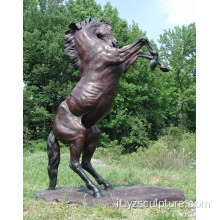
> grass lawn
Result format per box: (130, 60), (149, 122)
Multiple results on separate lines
(23, 146), (196, 219)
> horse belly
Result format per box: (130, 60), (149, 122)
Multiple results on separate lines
(67, 81), (117, 116)
(82, 93), (115, 127)
(67, 83), (103, 115)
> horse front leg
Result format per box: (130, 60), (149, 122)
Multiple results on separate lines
(117, 37), (149, 62)
(123, 51), (154, 73)
(123, 50), (169, 73)
(81, 125), (113, 191)
(123, 53), (139, 73)
(144, 39), (169, 72)
(104, 37), (153, 65)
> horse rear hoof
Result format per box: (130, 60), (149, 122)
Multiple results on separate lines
(104, 183), (114, 191)
(93, 190), (103, 198)
(47, 186), (55, 190)
(48, 179), (57, 190)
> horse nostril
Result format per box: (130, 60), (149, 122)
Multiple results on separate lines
(112, 40), (119, 48)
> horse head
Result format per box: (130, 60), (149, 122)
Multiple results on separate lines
(64, 18), (119, 70)
(95, 20), (119, 48)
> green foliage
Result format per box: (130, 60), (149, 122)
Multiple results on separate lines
(118, 128), (196, 170)
(23, 139), (47, 152)
(179, 132), (196, 159)
(158, 23), (196, 131)
(23, 0), (196, 153)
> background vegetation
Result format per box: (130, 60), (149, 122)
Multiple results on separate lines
(23, 0), (196, 152)
(23, 0), (196, 219)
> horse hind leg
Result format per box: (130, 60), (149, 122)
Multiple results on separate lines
(47, 130), (60, 190)
(68, 123), (103, 198)
(81, 125), (113, 191)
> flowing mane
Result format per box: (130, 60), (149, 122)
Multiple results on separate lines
(64, 18), (110, 70)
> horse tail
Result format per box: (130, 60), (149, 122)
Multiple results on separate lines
(47, 130), (60, 190)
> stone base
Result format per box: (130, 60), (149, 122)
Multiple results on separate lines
(34, 185), (184, 207)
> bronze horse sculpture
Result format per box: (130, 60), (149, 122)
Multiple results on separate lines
(47, 18), (169, 198)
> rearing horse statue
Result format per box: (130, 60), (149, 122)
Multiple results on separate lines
(47, 18), (169, 198)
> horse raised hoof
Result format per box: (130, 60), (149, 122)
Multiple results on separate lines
(160, 63), (169, 72)
(150, 59), (158, 71)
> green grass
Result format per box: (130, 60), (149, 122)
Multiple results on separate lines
(23, 144), (196, 219)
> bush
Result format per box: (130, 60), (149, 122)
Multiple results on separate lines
(23, 138), (67, 153)
(161, 126), (183, 141)
(179, 132), (196, 159)
(146, 130), (195, 169)
(23, 139), (47, 152)
(144, 140), (171, 169)
(119, 129), (196, 169)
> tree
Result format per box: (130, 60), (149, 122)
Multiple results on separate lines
(158, 23), (196, 131)
(23, 0), (78, 140)
(23, 0), (196, 152)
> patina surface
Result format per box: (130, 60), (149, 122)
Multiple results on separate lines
(47, 18), (169, 198)
(35, 185), (184, 207)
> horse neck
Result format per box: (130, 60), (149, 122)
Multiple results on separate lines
(75, 26), (99, 56)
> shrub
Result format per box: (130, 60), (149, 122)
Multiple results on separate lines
(23, 139), (47, 152)
(144, 140), (171, 169)
(161, 126), (183, 141)
(179, 132), (196, 159)
(23, 138), (67, 153)
(120, 129), (196, 169)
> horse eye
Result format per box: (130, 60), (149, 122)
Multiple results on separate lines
(97, 33), (104, 38)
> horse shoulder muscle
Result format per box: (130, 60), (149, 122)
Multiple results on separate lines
(98, 44), (121, 64)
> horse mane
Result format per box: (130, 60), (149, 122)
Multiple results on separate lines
(64, 18), (110, 70)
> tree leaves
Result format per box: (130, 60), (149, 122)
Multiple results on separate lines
(23, 0), (196, 152)
(158, 23), (196, 131)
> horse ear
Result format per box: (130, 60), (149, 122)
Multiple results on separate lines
(68, 22), (80, 30)
(86, 17), (92, 23)
(101, 18), (107, 22)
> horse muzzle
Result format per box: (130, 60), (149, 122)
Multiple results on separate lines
(112, 40), (119, 48)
